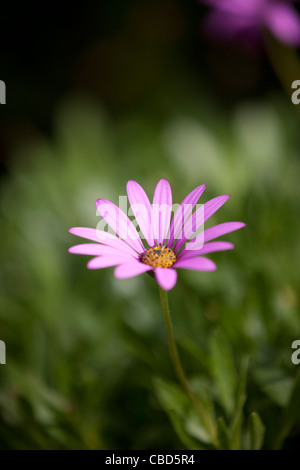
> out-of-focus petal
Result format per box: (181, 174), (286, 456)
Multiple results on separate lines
(155, 268), (177, 291)
(203, 11), (257, 41)
(152, 179), (172, 245)
(69, 227), (139, 256)
(167, 184), (206, 248)
(265, 2), (300, 45)
(114, 262), (153, 279)
(127, 180), (154, 246)
(96, 199), (145, 254)
(202, 0), (261, 16)
(174, 195), (230, 252)
(174, 256), (217, 271)
(178, 241), (234, 260)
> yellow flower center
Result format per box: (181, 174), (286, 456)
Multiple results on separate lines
(140, 245), (177, 268)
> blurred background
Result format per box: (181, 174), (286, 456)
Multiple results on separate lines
(0, 0), (300, 449)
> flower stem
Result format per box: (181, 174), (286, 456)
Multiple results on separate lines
(159, 286), (219, 448)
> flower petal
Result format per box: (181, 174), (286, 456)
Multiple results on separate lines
(69, 227), (138, 256)
(155, 268), (177, 291)
(87, 255), (127, 269)
(96, 199), (145, 253)
(202, 0), (261, 15)
(174, 257), (217, 272)
(152, 179), (172, 245)
(114, 262), (153, 279)
(69, 243), (139, 259)
(127, 180), (154, 246)
(203, 10), (257, 40)
(167, 184), (206, 248)
(202, 0), (264, 18)
(188, 221), (246, 246)
(174, 195), (230, 253)
(265, 3), (300, 46)
(178, 241), (234, 260)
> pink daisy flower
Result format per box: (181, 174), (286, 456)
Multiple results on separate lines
(69, 179), (245, 291)
(202, 0), (300, 47)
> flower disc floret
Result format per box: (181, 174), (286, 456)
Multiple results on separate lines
(141, 245), (177, 268)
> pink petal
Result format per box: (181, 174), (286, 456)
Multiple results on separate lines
(178, 241), (234, 260)
(127, 180), (154, 246)
(265, 3), (300, 46)
(203, 11), (257, 40)
(155, 268), (177, 291)
(152, 179), (172, 245)
(96, 199), (145, 254)
(174, 257), (217, 272)
(167, 184), (206, 248)
(114, 262), (153, 279)
(203, 0), (261, 15)
(87, 255), (127, 270)
(174, 195), (230, 253)
(191, 221), (246, 245)
(69, 243), (138, 259)
(69, 227), (138, 256)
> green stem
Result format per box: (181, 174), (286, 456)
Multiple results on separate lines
(159, 286), (219, 448)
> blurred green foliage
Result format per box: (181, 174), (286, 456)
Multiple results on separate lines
(0, 91), (300, 449)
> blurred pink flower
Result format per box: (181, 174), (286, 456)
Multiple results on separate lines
(69, 179), (245, 291)
(202, 0), (300, 46)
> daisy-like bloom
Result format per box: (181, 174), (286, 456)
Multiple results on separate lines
(69, 180), (245, 291)
(201, 0), (300, 47)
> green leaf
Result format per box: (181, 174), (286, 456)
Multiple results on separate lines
(153, 377), (206, 449)
(249, 412), (265, 450)
(209, 329), (238, 416)
(230, 357), (248, 429)
(168, 409), (205, 450)
(275, 372), (300, 449)
(188, 376), (216, 431)
(283, 372), (300, 430)
(229, 357), (249, 450)
(217, 417), (231, 450)
(253, 366), (293, 407)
